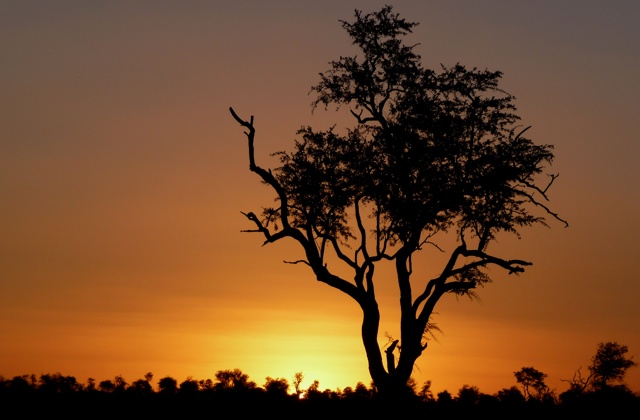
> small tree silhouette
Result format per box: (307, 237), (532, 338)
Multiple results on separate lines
(264, 377), (290, 396)
(178, 377), (199, 394)
(456, 384), (482, 406)
(98, 379), (115, 393)
(418, 380), (435, 402)
(292, 372), (304, 398)
(589, 342), (637, 390)
(214, 368), (256, 391)
(158, 376), (178, 394)
(514, 366), (550, 400)
(496, 386), (526, 406)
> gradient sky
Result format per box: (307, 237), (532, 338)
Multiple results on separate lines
(1, 1), (639, 395)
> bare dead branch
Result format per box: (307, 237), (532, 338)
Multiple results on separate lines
(284, 259), (311, 266)
(230, 108), (293, 231)
(517, 188), (569, 227)
(514, 125), (531, 140)
(460, 248), (532, 274)
(541, 173), (559, 195)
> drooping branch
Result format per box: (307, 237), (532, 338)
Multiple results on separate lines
(326, 235), (358, 269)
(413, 245), (532, 324)
(413, 244), (465, 311)
(458, 248), (532, 274)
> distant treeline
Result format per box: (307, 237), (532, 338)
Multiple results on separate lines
(1, 366), (638, 418)
(2, 342), (637, 418)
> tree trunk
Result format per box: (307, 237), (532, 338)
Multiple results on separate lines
(360, 298), (387, 387)
(360, 297), (420, 400)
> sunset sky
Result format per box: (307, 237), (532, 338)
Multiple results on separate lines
(1, 1), (639, 395)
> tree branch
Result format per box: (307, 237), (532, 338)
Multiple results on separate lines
(517, 188), (569, 227)
(230, 107), (293, 231)
(459, 248), (532, 274)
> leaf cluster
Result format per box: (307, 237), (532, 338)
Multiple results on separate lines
(264, 5), (564, 259)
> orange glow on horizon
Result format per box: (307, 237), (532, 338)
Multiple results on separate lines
(1, 1), (639, 397)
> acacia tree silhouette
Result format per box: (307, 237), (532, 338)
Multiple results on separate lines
(514, 366), (550, 401)
(589, 341), (637, 390)
(230, 5), (566, 397)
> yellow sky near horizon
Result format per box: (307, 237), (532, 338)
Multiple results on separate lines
(1, 1), (639, 395)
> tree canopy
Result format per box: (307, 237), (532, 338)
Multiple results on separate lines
(590, 342), (637, 390)
(230, 5), (566, 397)
(514, 366), (550, 401)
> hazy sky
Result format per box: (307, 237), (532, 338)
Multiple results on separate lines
(1, 1), (639, 395)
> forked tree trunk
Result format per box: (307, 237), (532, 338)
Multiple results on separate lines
(359, 299), (419, 400)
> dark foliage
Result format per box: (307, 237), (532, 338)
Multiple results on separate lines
(230, 4), (567, 396)
(1, 369), (637, 419)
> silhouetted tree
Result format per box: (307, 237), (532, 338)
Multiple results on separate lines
(405, 377), (418, 394)
(98, 379), (115, 393)
(496, 386), (526, 406)
(437, 390), (453, 405)
(86, 377), (96, 392)
(231, 5), (566, 398)
(292, 372), (304, 398)
(558, 343), (639, 414)
(198, 378), (214, 391)
(214, 368), (256, 391)
(418, 380), (435, 402)
(128, 378), (153, 395)
(589, 341), (637, 391)
(158, 376), (178, 394)
(304, 379), (322, 400)
(456, 384), (482, 406)
(178, 377), (199, 394)
(7, 375), (35, 393)
(264, 377), (290, 396)
(353, 382), (373, 400)
(560, 366), (593, 401)
(514, 366), (550, 401)
(38, 373), (81, 394)
(113, 375), (128, 392)
(128, 372), (154, 395)
(336, 385), (349, 398)
(2, 367), (637, 415)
